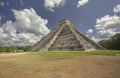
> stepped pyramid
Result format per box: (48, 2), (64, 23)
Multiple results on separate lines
(30, 19), (103, 51)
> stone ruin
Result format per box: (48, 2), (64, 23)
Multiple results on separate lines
(30, 19), (104, 51)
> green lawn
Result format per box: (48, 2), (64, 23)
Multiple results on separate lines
(33, 50), (120, 56)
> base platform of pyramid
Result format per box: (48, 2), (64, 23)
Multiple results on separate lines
(30, 19), (104, 52)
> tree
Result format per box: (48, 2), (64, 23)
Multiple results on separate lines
(99, 33), (120, 50)
(110, 33), (120, 50)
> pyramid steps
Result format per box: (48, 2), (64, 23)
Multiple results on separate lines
(48, 26), (84, 51)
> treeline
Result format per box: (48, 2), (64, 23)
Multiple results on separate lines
(0, 46), (31, 53)
(99, 33), (120, 50)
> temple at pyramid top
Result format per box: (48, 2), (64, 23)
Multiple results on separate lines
(57, 19), (73, 27)
(30, 19), (104, 52)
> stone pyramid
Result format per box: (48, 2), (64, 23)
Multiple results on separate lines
(30, 19), (103, 51)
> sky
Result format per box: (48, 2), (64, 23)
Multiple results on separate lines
(0, 0), (120, 46)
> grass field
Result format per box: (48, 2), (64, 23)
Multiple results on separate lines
(35, 50), (120, 56)
(0, 50), (120, 78)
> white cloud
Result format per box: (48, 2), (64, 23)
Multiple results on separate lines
(1, 2), (4, 6)
(0, 16), (1, 19)
(0, 2), (4, 6)
(91, 36), (99, 43)
(86, 29), (93, 33)
(0, 8), (50, 46)
(44, 0), (66, 12)
(0, 16), (2, 26)
(91, 36), (104, 43)
(95, 15), (120, 39)
(6, 2), (9, 6)
(113, 4), (120, 13)
(19, 0), (24, 5)
(86, 34), (89, 37)
(0, 28), (3, 33)
(0, 1), (9, 6)
(77, 0), (89, 8)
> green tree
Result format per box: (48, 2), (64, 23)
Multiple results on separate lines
(110, 33), (120, 50)
(99, 33), (120, 50)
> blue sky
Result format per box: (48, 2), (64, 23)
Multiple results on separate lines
(0, 0), (120, 46)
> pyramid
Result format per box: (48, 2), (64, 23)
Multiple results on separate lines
(30, 19), (103, 51)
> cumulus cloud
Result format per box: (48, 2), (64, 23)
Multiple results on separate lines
(0, 2), (4, 6)
(113, 4), (120, 13)
(44, 0), (66, 12)
(0, 1), (10, 6)
(85, 34), (89, 37)
(91, 36), (99, 43)
(86, 29), (93, 33)
(0, 16), (1, 19)
(0, 16), (2, 26)
(6, 2), (9, 6)
(77, 0), (89, 8)
(0, 8), (50, 46)
(19, 0), (24, 5)
(95, 15), (120, 39)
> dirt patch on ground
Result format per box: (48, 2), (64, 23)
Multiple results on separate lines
(0, 52), (29, 56)
(0, 53), (120, 78)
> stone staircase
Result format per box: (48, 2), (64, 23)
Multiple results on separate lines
(48, 25), (84, 51)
